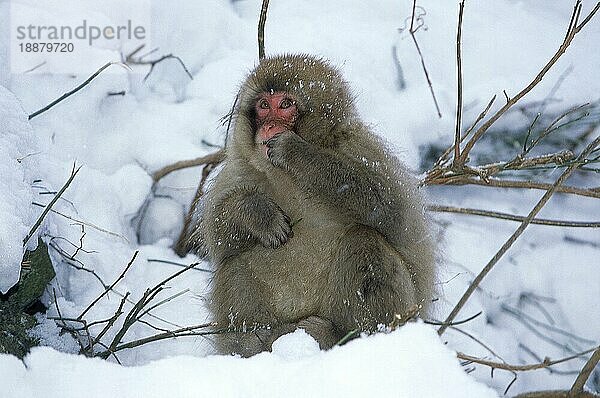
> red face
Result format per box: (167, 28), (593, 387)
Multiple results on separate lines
(255, 91), (298, 149)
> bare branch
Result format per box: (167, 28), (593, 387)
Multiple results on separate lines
(407, 0), (442, 118)
(24, 163), (81, 246)
(126, 45), (193, 82)
(438, 135), (600, 335)
(98, 262), (200, 359)
(570, 345), (600, 395)
(449, 326), (507, 363)
(151, 150), (225, 182)
(523, 103), (590, 156)
(434, 95), (497, 167)
(29, 62), (123, 119)
(457, 345), (598, 372)
(147, 258), (212, 273)
(424, 311), (482, 327)
(92, 292), (130, 346)
(457, 1), (600, 166)
(427, 205), (600, 228)
(514, 390), (597, 398)
(258, 0), (270, 60)
(476, 150), (575, 177)
(453, 0), (465, 167)
(136, 289), (190, 321)
(425, 176), (600, 200)
(575, 2), (600, 31)
(31, 202), (127, 241)
(78, 251), (139, 320)
(102, 323), (219, 355)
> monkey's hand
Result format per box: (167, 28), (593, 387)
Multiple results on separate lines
(241, 193), (294, 249)
(265, 131), (305, 170)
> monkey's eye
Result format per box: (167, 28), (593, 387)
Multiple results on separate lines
(279, 98), (293, 109)
(258, 99), (270, 109)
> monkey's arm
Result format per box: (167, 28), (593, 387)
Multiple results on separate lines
(202, 162), (293, 262)
(266, 132), (412, 244)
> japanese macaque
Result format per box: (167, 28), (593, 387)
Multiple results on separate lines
(194, 54), (436, 356)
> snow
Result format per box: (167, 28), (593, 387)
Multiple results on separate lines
(0, 85), (39, 293)
(1, 323), (498, 398)
(0, 0), (598, 395)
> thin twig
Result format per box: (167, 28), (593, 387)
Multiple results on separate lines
(424, 311), (482, 327)
(427, 205), (600, 228)
(434, 95), (497, 167)
(100, 323), (219, 356)
(92, 293), (130, 346)
(142, 55), (192, 82)
(438, 135), (600, 335)
(50, 240), (183, 330)
(137, 319), (171, 333)
(476, 150), (575, 177)
(407, 0), (442, 118)
(29, 62), (122, 119)
(456, 1), (600, 166)
(457, 345), (598, 372)
(100, 262), (200, 359)
(453, 0), (465, 168)
(258, 0), (270, 60)
(519, 344), (580, 376)
(152, 150), (225, 182)
(136, 289), (190, 321)
(449, 326), (507, 363)
(31, 202), (127, 241)
(78, 251), (139, 320)
(523, 103), (590, 156)
(126, 45), (193, 82)
(426, 176), (600, 200)
(24, 61), (46, 74)
(502, 304), (595, 346)
(24, 164), (81, 246)
(147, 258), (212, 273)
(224, 93), (240, 144)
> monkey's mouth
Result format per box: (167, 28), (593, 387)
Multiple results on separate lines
(256, 124), (291, 156)
(257, 124), (288, 143)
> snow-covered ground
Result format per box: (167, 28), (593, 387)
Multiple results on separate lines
(2, 325), (498, 398)
(1, 0), (599, 396)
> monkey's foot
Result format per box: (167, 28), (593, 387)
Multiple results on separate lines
(298, 316), (341, 350)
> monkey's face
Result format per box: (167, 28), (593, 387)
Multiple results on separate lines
(231, 55), (357, 158)
(254, 91), (299, 155)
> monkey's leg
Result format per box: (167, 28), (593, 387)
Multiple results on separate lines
(323, 225), (418, 339)
(215, 323), (297, 358)
(211, 259), (296, 357)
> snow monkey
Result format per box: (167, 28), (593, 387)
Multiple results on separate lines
(195, 54), (436, 356)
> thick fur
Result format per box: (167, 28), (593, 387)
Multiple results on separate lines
(195, 54), (436, 356)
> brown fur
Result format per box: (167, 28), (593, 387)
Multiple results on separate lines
(192, 54), (436, 356)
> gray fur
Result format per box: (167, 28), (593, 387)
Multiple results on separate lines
(195, 54), (436, 356)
